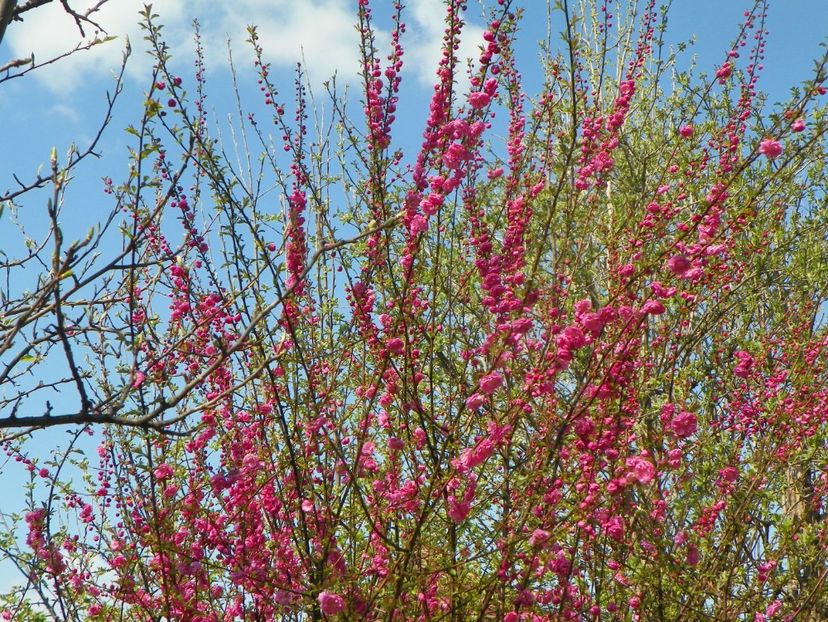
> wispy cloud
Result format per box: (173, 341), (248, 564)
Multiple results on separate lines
(4, 0), (182, 90)
(221, 0), (368, 87)
(4, 0), (487, 95)
(48, 102), (81, 122)
(405, 0), (487, 91)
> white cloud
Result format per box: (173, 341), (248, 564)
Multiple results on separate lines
(48, 102), (81, 122)
(405, 0), (487, 92)
(4, 0), (487, 95)
(5, 0), (179, 91)
(5, 0), (364, 92)
(221, 0), (365, 88)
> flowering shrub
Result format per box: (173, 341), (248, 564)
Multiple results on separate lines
(2, 1), (828, 620)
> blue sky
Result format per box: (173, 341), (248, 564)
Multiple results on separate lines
(2, 0), (826, 197)
(1, 0), (827, 599)
(1, 0), (826, 220)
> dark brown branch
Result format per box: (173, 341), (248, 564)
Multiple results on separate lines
(0, 212), (403, 439)
(0, 0), (17, 46)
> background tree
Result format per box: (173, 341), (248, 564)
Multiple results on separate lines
(2, 0), (828, 620)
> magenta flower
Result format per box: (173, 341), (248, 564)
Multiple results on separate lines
(468, 91), (492, 110)
(626, 456), (655, 484)
(465, 393), (485, 410)
(528, 529), (550, 546)
(385, 337), (404, 355)
(557, 325), (586, 351)
(605, 516), (625, 541)
(686, 544), (700, 566)
(667, 254), (692, 276)
(733, 350), (754, 378)
(447, 498), (470, 523)
(642, 300), (666, 315)
(420, 192), (444, 216)
(678, 125), (693, 138)
(478, 371), (503, 395)
(670, 410), (698, 438)
(153, 463), (173, 480)
(758, 138), (782, 160)
(408, 215), (428, 235)
(792, 118), (805, 132)
(442, 142), (469, 170)
(318, 591), (345, 616)
(132, 371), (146, 389)
(719, 466), (739, 483)
(715, 62), (732, 82)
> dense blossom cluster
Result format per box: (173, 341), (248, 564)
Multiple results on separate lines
(3, 0), (828, 621)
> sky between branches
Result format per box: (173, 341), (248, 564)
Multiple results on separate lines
(0, 0), (827, 598)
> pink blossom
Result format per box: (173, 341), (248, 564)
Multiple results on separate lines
(574, 416), (594, 440)
(670, 410), (698, 438)
(557, 325), (586, 350)
(447, 499), (470, 523)
(420, 192), (444, 216)
(132, 371), (146, 388)
(719, 466), (739, 483)
(386, 337), (404, 354)
(447, 475), (476, 522)
(678, 125), (693, 138)
(642, 300), (666, 315)
(442, 142), (469, 170)
(318, 591), (345, 616)
(468, 91), (492, 109)
(715, 62), (733, 82)
(549, 551), (571, 577)
(758, 139), (782, 160)
(733, 350), (754, 378)
(408, 215), (428, 235)
(574, 298), (593, 315)
(626, 456), (655, 484)
(580, 312), (605, 335)
(791, 118), (805, 132)
(153, 463), (173, 480)
(454, 439), (494, 472)
(667, 254), (692, 276)
(651, 281), (676, 298)
(667, 448), (683, 469)
(465, 393), (485, 410)
(478, 371), (503, 395)
(686, 544), (700, 566)
(605, 516), (625, 541)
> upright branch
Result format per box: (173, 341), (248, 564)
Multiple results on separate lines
(2, 1), (828, 621)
